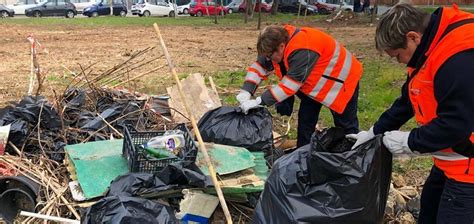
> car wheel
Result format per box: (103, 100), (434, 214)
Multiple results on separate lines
(143, 10), (150, 17)
(196, 10), (202, 16)
(91, 11), (98, 17)
(228, 8), (232, 14)
(183, 8), (188, 14)
(33, 11), (41, 17)
(65, 10), (75, 18)
(119, 10), (126, 17)
(169, 10), (175, 17)
(0, 10), (8, 18)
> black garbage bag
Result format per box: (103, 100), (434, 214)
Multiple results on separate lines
(81, 195), (178, 224)
(107, 161), (212, 197)
(198, 106), (273, 152)
(253, 129), (392, 224)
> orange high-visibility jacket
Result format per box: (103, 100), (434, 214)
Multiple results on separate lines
(408, 5), (474, 183)
(244, 25), (363, 114)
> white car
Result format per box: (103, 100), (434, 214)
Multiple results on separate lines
(177, 2), (189, 14)
(131, 0), (175, 17)
(69, 0), (98, 13)
(317, 0), (352, 11)
(7, 0), (46, 15)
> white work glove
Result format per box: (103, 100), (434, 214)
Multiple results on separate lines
(240, 97), (262, 114)
(383, 131), (412, 154)
(236, 90), (251, 104)
(347, 127), (375, 149)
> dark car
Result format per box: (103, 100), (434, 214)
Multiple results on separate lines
(0, 4), (15, 17)
(82, 0), (127, 17)
(278, 0), (317, 15)
(25, 0), (76, 18)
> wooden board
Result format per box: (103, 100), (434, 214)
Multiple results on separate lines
(166, 73), (221, 123)
(65, 139), (129, 199)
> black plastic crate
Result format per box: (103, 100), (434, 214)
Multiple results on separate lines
(122, 124), (198, 173)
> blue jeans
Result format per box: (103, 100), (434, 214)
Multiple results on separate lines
(418, 165), (474, 224)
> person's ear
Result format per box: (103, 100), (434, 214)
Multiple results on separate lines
(279, 43), (285, 51)
(406, 31), (422, 45)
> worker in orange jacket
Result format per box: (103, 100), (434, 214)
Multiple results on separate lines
(350, 4), (474, 223)
(237, 25), (363, 147)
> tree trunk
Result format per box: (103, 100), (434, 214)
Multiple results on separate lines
(257, 0), (261, 29)
(271, 0), (278, 15)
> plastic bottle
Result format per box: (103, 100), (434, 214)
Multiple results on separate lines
(143, 130), (185, 152)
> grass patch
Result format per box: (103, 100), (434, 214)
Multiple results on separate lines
(0, 13), (323, 27)
(392, 156), (433, 174)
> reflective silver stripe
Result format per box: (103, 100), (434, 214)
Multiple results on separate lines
(270, 85), (290, 102)
(308, 41), (341, 98)
(321, 48), (353, 106)
(432, 151), (468, 161)
(250, 62), (267, 77)
(281, 76), (302, 92)
(245, 71), (263, 84)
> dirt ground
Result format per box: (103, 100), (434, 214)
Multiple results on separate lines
(0, 22), (374, 106)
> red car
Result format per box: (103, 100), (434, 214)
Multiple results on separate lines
(314, 2), (336, 14)
(189, 0), (225, 16)
(238, 0), (272, 13)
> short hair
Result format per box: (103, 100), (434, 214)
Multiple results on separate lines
(257, 25), (290, 56)
(375, 3), (430, 51)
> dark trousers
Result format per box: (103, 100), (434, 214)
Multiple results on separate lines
(418, 165), (474, 224)
(296, 85), (359, 148)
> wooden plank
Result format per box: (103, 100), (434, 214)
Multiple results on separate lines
(166, 73), (221, 123)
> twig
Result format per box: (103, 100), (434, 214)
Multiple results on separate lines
(19, 211), (79, 224)
(96, 113), (124, 138)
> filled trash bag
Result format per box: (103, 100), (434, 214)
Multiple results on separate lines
(81, 195), (178, 224)
(253, 128), (392, 224)
(107, 161), (211, 197)
(197, 106), (273, 152)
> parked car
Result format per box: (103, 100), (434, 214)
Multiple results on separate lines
(238, 0), (271, 13)
(313, 1), (335, 14)
(316, 0), (352, 12)
(132, 0), (175, 17)
(177, 2), (189, 14)
(223, 0), (240, 14)
(69, 0), (97, 13)
(7, 0), (46, 15)
(0, 4), (15, 17)
(25, 0), (77, 18)
(278, 0), (317, 15)
(82, 0), (127, 17)
(188, 0), (225, 16)
(176, 0), (190, 14)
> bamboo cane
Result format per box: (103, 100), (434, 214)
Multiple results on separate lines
(152, 23), (233, 224)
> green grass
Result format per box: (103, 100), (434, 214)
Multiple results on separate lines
(0, 13), (323, 27)
(420, 6), (474, 14)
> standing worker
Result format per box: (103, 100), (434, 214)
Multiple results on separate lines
(237, 25), (363, 148)
(350, 4), (474, 223)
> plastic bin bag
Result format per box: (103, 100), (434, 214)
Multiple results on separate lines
(253, 128), (392, 224)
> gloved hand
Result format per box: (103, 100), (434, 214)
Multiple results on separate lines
(346, 127), (375, 149)
(275, 95), (295, 116)
(240, 97), (262, 114)
(236, 90), (251, 104)
(383, 131), (412, 154)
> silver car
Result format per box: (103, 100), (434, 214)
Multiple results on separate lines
(0, 4), (15, 17)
